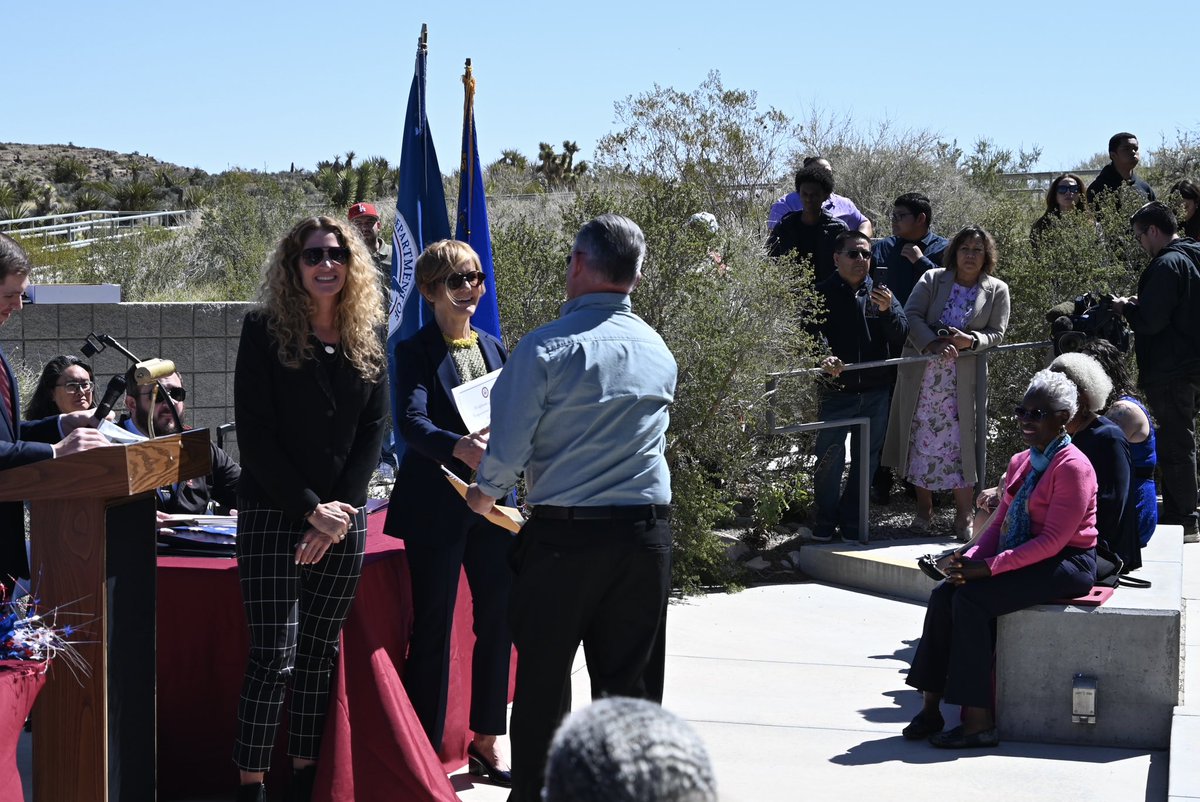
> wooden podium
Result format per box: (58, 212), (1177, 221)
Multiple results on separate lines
(0, 430), (211, 802)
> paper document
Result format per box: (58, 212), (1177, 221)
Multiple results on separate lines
(99, 419), (147, 444)
(439, 465), (524, 533)
(450, 368), (501, 434)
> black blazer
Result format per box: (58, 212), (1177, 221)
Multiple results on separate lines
(0, 346), (61, 580)
(384, 321), (506, 544)
(233, 312), (388, 522)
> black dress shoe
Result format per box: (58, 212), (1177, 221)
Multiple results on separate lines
(902, 709), (945, 740)
(929, 724), (1000, 749)
(467, 741), (513, 787)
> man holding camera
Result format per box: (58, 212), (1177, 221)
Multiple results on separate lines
(1112, 202), (1200, 540)
(809, 230), (908, 541)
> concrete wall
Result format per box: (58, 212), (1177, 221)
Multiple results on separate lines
(0, 301), (256, 442)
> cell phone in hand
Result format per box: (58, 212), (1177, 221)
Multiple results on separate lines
(872, 265), (889, 287)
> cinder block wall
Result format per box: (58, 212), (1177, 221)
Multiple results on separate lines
(1, 302), (256, 441)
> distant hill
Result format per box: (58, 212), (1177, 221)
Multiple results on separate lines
(0, 142), (203, 186)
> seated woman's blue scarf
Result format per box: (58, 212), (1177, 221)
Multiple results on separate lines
(999, 432), (1072, 551)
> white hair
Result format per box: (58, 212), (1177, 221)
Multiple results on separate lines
(1026, 369), (1078, 419)
(1049, 353), (1113, 414)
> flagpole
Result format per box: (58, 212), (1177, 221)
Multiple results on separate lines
(461, 58), (475, 239)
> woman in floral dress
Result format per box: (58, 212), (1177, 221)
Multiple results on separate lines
(882, 226), (1011, 541)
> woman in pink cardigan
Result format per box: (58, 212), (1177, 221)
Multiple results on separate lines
(902, 369), (1099, 748)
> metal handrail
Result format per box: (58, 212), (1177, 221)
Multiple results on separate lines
(765, 339), (1055, 544)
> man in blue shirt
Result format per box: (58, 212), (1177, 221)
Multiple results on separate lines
(467, 214), (677, 802)
(871, 192), (949, 307)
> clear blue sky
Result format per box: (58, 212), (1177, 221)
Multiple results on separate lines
(5, 1), (1196, 177)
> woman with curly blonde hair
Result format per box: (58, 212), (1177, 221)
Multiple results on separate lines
(232, 215), (388, 802)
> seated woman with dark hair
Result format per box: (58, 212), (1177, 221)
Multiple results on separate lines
(1078, 338), (1157, 546)
(1048, 351), (1140, 572)
(25, 355), (95, 420)
(903, 369), (1097, 749)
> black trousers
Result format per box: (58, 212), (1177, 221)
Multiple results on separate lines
(906, 546), (1095, 709)
(1143, 376), (1200, 531)
(232, 505), (366, 772)
(403, 518), (513, 750)
(506, 515), (672, 802)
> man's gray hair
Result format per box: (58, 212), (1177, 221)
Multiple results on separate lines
(1027, 368), (1079, 419)
(575, 214), (646, 286)
(1049, 353), (1113, 414)
(543, 697), (717, 802)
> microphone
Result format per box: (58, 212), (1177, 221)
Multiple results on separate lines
(92, 374), (127, 424)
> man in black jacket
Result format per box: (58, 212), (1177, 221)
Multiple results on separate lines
(1113, 202), (1200, 539)
(1087, 132), (1156, 208)
(119, 368), (240, 515)
(809, 230), (909, 541)
(767, 164), (848, 284)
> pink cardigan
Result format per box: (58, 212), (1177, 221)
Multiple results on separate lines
(965, 445), (1098, 575)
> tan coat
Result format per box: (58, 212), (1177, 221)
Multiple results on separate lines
(882, 268), (1011, 485)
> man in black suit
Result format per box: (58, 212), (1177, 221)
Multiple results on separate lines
(0, 233), (109, 584)
(117, 367), (240, 515)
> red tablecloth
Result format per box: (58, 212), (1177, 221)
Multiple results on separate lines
(0, 660), (46, 801)
(157, 509), (501, 801)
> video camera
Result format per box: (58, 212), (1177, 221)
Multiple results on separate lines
(1045, 292), (1131, 356)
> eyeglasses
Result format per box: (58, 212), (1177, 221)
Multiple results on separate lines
(445, 271), (485, 290)
(140, 386), (187, 403)
(1056, 185), (1081, 195)
(300, 247), (350, 266)
(839, 249), (871, 260)
(890, 210), (913, 222)
(1013, 406), (1063, 422)
(57, 380), (94, 394)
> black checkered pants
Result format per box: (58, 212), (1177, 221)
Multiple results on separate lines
(232, 504), (366, 772)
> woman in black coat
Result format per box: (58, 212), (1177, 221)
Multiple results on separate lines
(384, 239), (513, 786)
(232, 216), (388, 802)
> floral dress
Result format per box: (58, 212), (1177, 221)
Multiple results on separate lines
(906, 282), (980, 491)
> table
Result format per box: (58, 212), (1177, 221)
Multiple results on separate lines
(157, 508), (505, 801)
(0, 660), (46, 800)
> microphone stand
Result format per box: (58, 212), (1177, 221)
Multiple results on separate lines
(81, 332), (186, 436)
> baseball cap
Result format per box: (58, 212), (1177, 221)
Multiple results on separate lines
(348, 202), (379, 221)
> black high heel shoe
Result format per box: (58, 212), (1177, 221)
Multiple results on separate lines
(467, 741), (512, 787)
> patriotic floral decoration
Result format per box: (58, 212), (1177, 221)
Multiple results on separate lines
(0, 582), (89, 676)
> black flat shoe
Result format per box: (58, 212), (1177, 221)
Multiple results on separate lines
(929, 724), (999, 749)
(467, 741), (512, 788)
(236, 782), (266, 802)
(902, 710), (945, 740)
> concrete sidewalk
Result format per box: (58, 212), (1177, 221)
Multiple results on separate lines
(17, 569), (1172, 801)
(455, 579), (1165, 802)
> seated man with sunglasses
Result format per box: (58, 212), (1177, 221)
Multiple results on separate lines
(118, 367), (241, 516)
(808, 229), (908, 542)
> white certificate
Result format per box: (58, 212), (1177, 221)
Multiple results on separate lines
(451, 368), (501, 433)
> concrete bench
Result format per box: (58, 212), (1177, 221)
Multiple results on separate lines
(995, 525), (1183, 749)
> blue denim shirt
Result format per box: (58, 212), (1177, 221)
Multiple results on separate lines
(476, 292), (677, 506)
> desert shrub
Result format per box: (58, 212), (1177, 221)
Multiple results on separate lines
(191, 171), (317, 299)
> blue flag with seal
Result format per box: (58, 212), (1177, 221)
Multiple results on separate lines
(389, 25), (450, 459)
(455, 58), (502, 341)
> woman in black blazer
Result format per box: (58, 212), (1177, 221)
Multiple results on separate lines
(232, 216), (387, 802)
(383, 239), (512, 786)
